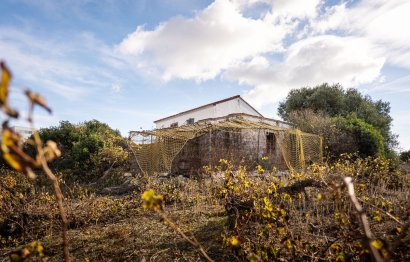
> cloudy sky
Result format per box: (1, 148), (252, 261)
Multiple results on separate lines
(1, 0), (409, 150)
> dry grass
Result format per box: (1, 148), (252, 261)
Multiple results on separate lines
(0, 174), (230, 261)
(39, 206), (226, 261)
(1, 161), (409, 261)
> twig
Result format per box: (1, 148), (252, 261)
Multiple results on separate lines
(34, 132), (70, 262)
(98, 160), (118, 182)
(150, 248), (170, 262)
(343, 177), (385, 262)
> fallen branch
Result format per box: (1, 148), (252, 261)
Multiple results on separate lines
(277, 178), (327, 194)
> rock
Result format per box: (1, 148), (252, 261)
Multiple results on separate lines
(123, 172), (132, 178)
(99, 173), (140, 195)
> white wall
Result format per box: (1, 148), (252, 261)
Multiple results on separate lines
(10, 126), (33, 140)
(155, 97), (261, 128)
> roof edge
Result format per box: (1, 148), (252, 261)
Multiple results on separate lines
(154, 95), (262, 123)
(239, 97), (262, 117)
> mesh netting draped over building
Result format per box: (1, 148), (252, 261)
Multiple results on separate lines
(129, 115), (322, 175)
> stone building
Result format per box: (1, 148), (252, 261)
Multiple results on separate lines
(130, 96), (322, 175)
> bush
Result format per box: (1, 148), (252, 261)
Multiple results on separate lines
(0, 169), (34, 240)
(400, 150), (410, 162)
(278, 83), (397, 152)
(218, 159), (409, 261)
(334, 115), (385, 157)
(286, 109), (358, 159)
(289, 110), (385, 158)
(36, 120), (129, 177)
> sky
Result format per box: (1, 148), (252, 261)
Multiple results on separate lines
(0, 0), (409, 150)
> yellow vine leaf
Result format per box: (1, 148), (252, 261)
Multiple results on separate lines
(141, 189), (163, 210)
(371, 239), (383, 250)
(0, 61), (11, 104)
(229, 236), (240, 247)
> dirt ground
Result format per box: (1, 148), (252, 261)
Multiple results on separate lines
(49, 204), (227, 261)
(0, 177), (232, 261)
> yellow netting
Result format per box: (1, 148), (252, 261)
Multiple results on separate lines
(129, 117), (322, 174)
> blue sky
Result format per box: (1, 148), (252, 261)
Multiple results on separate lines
(1, 0), (409, 150)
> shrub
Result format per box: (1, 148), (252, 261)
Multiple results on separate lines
(278, 83), (397, 151)
(218, 159), (408, 261)
(400, 150), (410, 162)
(36, 120), (129, 177)
(333, 115), (385, 157)
(287, 110), (387, 159)
(286, 109), (358, 159)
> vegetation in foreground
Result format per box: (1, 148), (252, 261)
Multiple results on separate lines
(1, 157), (409, 261)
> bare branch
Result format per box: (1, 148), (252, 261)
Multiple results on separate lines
(343, 177), (385, 262)
(33, 131), (70, 262)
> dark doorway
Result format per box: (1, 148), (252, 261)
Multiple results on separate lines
(266, 132), (276, 155)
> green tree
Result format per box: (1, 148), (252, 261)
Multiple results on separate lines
(36, 120), (128, 177)
(333, 115), (385, 157)
(286, 109), (358, 159)
(278, 83), (397, 155)
(400, 150), (410, 162)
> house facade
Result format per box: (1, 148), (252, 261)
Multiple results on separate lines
(154, 95), (263, 128)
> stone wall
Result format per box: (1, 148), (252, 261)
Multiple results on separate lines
(171, 128), (286, 175)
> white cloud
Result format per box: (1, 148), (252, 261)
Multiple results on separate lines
(264, 0), (322, 21)
(117, 0), (291, 81)
(284, 36), (384, 86)
(311, 0), (410, 69)
(117, 0), (409, 107)
(370, 74), (410, 94)
(226, 35), (385, 107)
(233, 0), (321, 20)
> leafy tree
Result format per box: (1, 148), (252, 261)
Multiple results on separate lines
(286, 109), (358, 159)
(278, 83), (397, 154)
(400, 150), (410, 162)
(278, 84), (346, 119)
(333, 115), (385, 157)
(36, 120), (128, 176)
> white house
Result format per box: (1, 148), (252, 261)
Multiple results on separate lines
(0, 126), (34, 140)
(11, 126), (33, 140)
(154, 95), (263, 128)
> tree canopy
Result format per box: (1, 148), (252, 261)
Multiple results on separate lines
(278, 83), (397, 158)
(37, 120), (129, 177)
